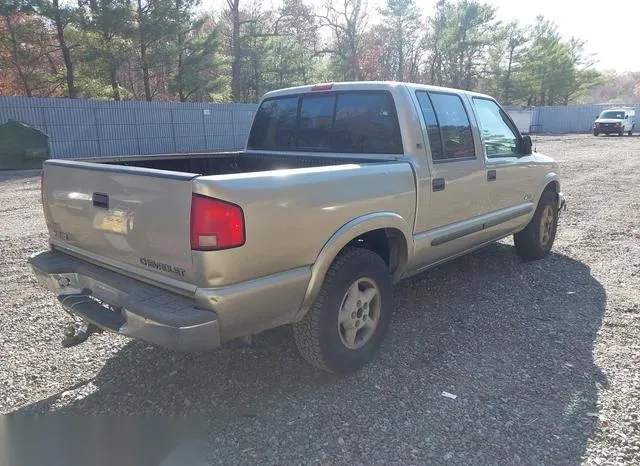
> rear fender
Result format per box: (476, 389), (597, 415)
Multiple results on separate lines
(294, 212), (413, 321)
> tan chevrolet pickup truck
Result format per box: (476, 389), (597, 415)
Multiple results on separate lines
(30, 81), (566, 373)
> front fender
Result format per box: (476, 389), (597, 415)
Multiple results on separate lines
(536, 171), (559, 202)
(294, 212), (414, 320)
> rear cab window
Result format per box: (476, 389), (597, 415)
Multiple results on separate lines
(248, 91), (403, 154)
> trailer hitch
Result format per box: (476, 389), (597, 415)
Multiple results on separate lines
(62, 321), (102, 348)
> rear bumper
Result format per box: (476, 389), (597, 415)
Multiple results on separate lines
(29, 249), (221, 351)
(29, 248), (312, 350)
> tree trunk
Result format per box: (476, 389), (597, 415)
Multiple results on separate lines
(429, 49), (438, 85)
(457, 29), (466, 89)
(52, 0), (77, 98)
(348, 34), (360, 80)
(5, 16), (32, 97)
(177, 54), (185, 102)
(141, 46), (151, 101)
(396, 20), (403, 81)
(229, 0), (241, 102)
(137, 0), (152, 101)
(175, 0), (185, 102)
(109, 65), (120, 100)
(503, 47), (514, 104)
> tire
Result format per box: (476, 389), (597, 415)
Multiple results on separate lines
(593, 131), (599, 136)
(293, 247), (393, 373)
(514, 190), (558, 261)
(619, 130), (624, 136)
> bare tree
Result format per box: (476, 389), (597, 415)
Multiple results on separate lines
(316, 0), (368, 80)
(379, 0), (422, 81)
(38, 0), (78, 98)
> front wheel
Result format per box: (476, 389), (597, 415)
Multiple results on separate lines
(514, 190), (558, 260)
(293, 247), (393, 373)
(593, 130), (599, 136)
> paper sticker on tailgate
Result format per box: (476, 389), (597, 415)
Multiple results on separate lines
(94, 211), (131, 235)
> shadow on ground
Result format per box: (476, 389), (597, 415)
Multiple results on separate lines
(12, 243), (607, 465)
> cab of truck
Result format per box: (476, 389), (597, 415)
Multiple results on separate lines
(593, 108), (635, 136)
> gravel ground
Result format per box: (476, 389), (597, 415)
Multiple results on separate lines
(1, 134), (639, 465)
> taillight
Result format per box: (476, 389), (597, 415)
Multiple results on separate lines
(190, 194), (245, 250)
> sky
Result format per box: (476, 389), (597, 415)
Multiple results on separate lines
(200, 0), (640, 73)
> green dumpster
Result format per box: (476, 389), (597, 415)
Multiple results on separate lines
(0, 119), (50, 169)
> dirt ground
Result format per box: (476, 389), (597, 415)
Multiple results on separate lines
(1, 134), (639, 465)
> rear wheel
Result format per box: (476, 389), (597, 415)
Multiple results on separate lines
(293, 247), (393, 373)
(514, 190), (558, 260)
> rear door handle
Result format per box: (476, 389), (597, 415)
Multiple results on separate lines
(487, 170), (497, 181)
(432, 177), (445, 192)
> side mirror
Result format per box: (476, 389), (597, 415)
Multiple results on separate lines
(522, 135), (533, 155)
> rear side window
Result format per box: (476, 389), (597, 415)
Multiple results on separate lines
(415, 92), (443, 160)
(429, 93), (475, 160)
(415, 91), (475, 161)
(247, 91), (402, 154)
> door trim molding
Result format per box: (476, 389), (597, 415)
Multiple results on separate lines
(417, 202), (534, 247)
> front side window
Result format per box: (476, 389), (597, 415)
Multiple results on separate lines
(428, 93), (475, 160)
(472, 98), (520, 158)
(247, 91), (402, 154)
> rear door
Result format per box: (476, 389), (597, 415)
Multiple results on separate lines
(43, 160), (199, 285)
(412, 90), (491, 261)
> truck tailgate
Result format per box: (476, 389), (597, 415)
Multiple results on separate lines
(42, 160), (199, 286)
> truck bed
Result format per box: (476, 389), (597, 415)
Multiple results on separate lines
(95, 151), (382, 176)
(42, 149), (410, 293)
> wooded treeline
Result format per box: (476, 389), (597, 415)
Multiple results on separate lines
(0, 0), (613, 105)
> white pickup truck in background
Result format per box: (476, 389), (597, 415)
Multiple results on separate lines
(30, 81), (565, 373)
